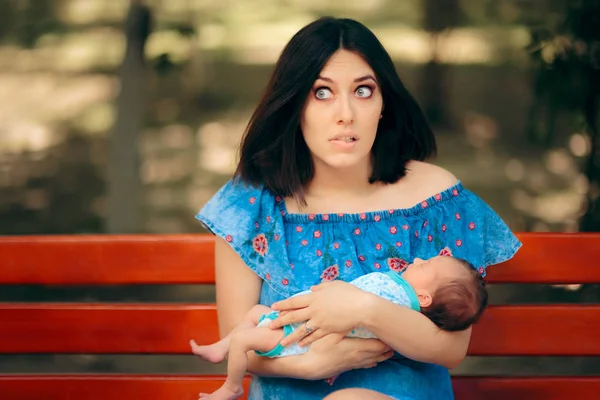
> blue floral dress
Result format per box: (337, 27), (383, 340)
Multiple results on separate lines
(196, 178), (521, 400)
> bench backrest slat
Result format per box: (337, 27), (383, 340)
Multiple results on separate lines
(0, 375), (251, 400)
(1, 376), (599, 400)
(1, 233), (600, 285)
(0, 235), (215, 285)
(1, 303), (598, 356)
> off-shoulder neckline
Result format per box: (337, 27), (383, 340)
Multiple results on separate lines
(276, 181), (464, 224)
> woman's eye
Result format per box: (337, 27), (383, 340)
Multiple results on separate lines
(315, 87), (332, 99)
(356, 86), (373, 98)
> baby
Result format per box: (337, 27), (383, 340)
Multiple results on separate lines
(190, 255), (488, 400)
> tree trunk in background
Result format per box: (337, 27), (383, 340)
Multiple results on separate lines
(419, 0), (461, 129)
(579, 71), (600, 231)
(570, 1), (600, 232)
(107, 0), (152, 233)
(581, 133), (600, 231)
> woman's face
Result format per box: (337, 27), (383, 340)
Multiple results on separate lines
(300, 49), (383, 172)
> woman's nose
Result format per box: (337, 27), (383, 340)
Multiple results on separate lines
(336, 95), (354, 125)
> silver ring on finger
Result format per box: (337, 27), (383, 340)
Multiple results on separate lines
(304, 322), (316, 334)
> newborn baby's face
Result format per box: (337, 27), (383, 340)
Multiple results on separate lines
(402, 256), (466, 292)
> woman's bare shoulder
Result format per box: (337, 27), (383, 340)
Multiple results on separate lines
(387, 161), (459, 205)
(406, 160), (458, 189)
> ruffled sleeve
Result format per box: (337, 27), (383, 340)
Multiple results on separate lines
(448, 187), (522, 276)
(195, 178), (297, 298)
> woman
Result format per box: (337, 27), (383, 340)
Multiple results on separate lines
(196, 16), (521, 400)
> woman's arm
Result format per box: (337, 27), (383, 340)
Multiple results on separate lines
(214, 237), (391, 378)
(214, 236), (309, 378)
(359, 292), (471, 369)
(271, 281), (470, 369)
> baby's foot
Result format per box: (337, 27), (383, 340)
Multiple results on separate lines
(189, 339), (228, 363)
(198, 384), (244, 400)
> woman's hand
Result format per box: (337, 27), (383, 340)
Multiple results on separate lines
(269, 280), (374, 346)
(296, 332), (394, 380)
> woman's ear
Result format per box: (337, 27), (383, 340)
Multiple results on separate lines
(416, 289), (432, 308)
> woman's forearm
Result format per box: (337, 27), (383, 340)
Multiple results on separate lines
(247, 352), (313, 379)
(359, 293), (471, 369)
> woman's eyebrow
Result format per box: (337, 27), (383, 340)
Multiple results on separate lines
(354, 74), (377, 83)
(316, 74), (377, 83)
(316, 76), (334, 83)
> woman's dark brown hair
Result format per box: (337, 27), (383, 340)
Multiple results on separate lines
(235, 16), (436, 201)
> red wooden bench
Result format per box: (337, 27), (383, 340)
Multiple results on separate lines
(1, 233), (599, 399)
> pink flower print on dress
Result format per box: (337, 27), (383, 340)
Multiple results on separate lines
(274, 234), (280, 241)
(374, 215), (381, 222)
(358, 255), (366, 262)
(435, 193), (442, 201)
(390, 226), (398, 234)
(225, 235), (233, 243)
(438, 247), (453, 257)
(255, 222), (259, 229)
(375, 243), (382, 251)
(452, 189), (459, 196)
(322, 214), (329, 221)
(396, 241), (402, 247)
(308, 214), (316, 221)
(421, 201), (428, 208)
(402, 224), (409, 231)
(455, 212), (461, 220)
(423, 220), (429, 227)
(296, 226), (303, 232)
(314, 230), (321, 238)
(360, 213), (367, 220)
(456, 239), (463, 247)
(388, 209), (395, 214)
(428, 235), (433, 242)
(388, 258), (408, 272)
(374, 262), (381, 269)
(265, 273), (271, 280)
(324, 376), (338, 386)
(266, 216), (271, 223)
(333, 242), (340, 249)
(354, 228), (361, 235)
(301, 240), (308, 246)
(282, 278), (289, 285)
(249, 197), (256, 204)
(338, 213), (344, 217)
(316, 250), (322, 257)
(321, 265), (340, 281)
(252, 234), (268, 256)
(442, 224), (447, 232)
(345, 260), (352, 267)
(469, 222), (476, 230)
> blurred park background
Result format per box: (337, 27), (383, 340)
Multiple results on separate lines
(1, 0), (599, 381)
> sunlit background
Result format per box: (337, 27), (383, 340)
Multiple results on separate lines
(1, 0), (599, 380)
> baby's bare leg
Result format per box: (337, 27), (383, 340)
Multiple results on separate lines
(199, 326), (285, 400)
(190, 304), (272, 363)
(323, 388), (394, 400)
